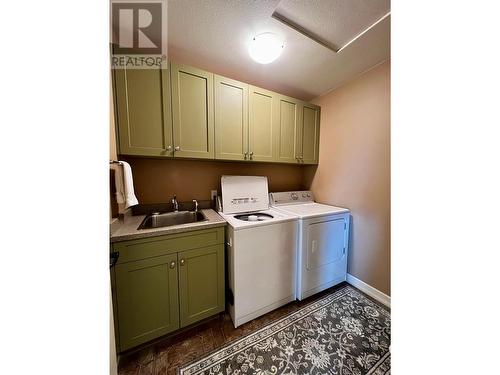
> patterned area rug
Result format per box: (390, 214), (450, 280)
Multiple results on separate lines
(179, 285), (390, 375)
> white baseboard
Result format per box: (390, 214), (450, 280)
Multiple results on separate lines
(346, 274), (391, 308)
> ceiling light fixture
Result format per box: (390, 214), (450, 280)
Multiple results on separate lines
(248, 32), (285, 64)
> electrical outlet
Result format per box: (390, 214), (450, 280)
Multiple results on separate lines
(210, 190), (218, 201)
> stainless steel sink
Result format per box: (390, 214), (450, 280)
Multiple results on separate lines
(138, 211), (207, 230)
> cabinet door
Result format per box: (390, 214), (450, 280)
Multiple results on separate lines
(215, 76), (248, 161)
(114, 254), (179, 351)
(171, 63), (214, 159)
(114, 64), (173, 157)
(276, 95), (302, 163)
(301, 104), (320, 164)
(178, 245), (225, 327)
(248, 86), (279, 162)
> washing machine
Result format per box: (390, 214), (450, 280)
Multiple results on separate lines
(218, 176), (298, 327)
(270, 191), (350, 300)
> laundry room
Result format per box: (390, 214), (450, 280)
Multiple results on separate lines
(107, 2), (390, 374)
(5, 1), (499, 375)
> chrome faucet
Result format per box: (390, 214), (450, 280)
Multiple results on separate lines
(171, 194), (179, 212)
(192, 199), (198, 213)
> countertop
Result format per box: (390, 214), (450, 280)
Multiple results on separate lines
(110, 209), (226, 243)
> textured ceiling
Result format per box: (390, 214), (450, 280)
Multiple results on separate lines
(274, 0), (390, 51)
(167, 0), (390, 101)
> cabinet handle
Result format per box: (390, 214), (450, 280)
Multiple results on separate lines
(244, 152), (248, 160)
(110, 251), (119, 268)
(174, 146), (180, 151)
(169, 261), (176, 269)
(180, 259), (185, 266)
(166, 145), (172, 151)
(249, 151), (253, 160)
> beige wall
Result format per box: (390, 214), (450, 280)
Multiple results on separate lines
(304, 61), (390, 295)
(121, 157), (305, 203)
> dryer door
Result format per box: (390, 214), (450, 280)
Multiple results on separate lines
(301, 216), (348, 299)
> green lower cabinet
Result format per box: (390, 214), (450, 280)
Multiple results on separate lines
(112, 227), (225, 352)
(114, 254), (179, 351)
(178, 245), (225, 327)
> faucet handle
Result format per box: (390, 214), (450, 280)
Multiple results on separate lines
(192, 199), (198, 212)
(171, 194), (179, 211)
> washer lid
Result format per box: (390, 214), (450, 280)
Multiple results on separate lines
(221, 176), (269, 214)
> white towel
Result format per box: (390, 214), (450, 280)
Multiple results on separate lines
(112, 161), (138, 209)
(111, 164), (125, 205)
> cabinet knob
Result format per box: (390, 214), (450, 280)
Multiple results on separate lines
(166, 145), (172, 151)
(244, 152), (248, 160)
(249, 152), (253, 160)
(180, 259), (185, 266)
(169, 261), (176, 269)
(174, 146), (180, 151)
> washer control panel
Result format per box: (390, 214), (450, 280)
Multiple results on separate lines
(269, 191), (314, 205)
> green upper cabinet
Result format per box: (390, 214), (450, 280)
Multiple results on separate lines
(114, 64), (173, 157)
(114, 253), (179, 351)
(178, 245), (225, 327)
(248, 86), (279, 162)
(276, 97), (321, 164)
(214, 75), (248, 161)
(113, 60), (320, 164)
(171, 63), (214, 159)
(300, 103), (321, 164)
(276, 95), (302, 163)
